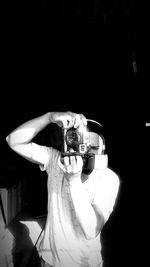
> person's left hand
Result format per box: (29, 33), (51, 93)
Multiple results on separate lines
(63, 154), (83, 182)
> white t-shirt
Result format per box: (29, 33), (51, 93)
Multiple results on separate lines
(38, 147), (120, 267)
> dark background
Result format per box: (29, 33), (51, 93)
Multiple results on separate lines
(1, 26), (148, 267)
(39, 0), (144, 25)
(1, 0), (144, 23)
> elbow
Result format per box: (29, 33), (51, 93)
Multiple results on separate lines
(6, 134), (14, 148)
(83, 225), (102, 240)
(84, 230), (99, 240)
(84, 219), (105, 240)
(6, 135), (10, 146)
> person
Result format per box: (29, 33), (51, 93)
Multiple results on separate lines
(6, 111), (120, 267)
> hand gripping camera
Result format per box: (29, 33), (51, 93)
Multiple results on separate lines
(61, 119), (108, 173)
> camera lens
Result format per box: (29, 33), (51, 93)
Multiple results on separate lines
(66, 128), (81, 148)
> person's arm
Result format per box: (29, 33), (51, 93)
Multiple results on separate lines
(63, 156), (120, 240)
(6, 112), (52, 164)
(63, 156), (105, 240)
(69, 176), (105, 240)
(6, 111), (87, 165)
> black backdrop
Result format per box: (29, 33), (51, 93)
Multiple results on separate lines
(40, 0), (144, 25)
(1, 28), (147, 267)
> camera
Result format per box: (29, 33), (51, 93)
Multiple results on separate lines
(62, 126), (89, 156)
(61, 120), (107, 173)
(61, 120), (105, 156)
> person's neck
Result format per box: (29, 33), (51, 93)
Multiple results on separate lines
(81, 169), (94, 182)
(81, 172), (89, 183)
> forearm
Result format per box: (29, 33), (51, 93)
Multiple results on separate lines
(6, 112), (52, 146)
(69, 176), (99, 239)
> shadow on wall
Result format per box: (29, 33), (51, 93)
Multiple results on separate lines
(0, 212), (46, 267)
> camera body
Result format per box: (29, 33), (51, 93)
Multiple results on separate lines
(62, 126), (90, 156)
(61, 123), (107, 173)
(61, 119), (108, 175)
(61, 126), (94, 174)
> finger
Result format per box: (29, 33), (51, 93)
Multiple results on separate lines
(76, 156), (83, 169)
(57, 121), (63, 127)
(70, 155), (83, 172)
(67, 111), (80, 128)
(66, 165), (72, 173)
(74, 114), (81, 128)
(80, 114), (87, 126)
(64, 112), (87, 129)
(70, 156), (77, 168)
(64, 156), (70, 167)
(61, 115), (71, 128)
(74, 114), (87, 129)
(61, 116), (73, 128)
(68, 116), (75, 128)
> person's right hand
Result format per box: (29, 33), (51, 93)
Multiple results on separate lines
(50, 111), (87, 129)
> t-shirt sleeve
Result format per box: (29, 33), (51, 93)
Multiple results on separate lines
(39, 147), (59, 173)
(91, 169), (120, 222)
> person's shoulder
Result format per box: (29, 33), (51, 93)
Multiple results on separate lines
(93, 167), (119, 177)
(106, 167), (119, 178)
(105, 167), (120, 183)
(91, 168), (120, 200)
(92, 167), (120, 186)
(104, 168), (120, 193)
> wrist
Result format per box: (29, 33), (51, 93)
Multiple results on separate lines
(48, 112), (54, 123)
(68, 173), (82, 186)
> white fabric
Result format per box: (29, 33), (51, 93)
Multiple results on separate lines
(38, 147), (119, 267)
